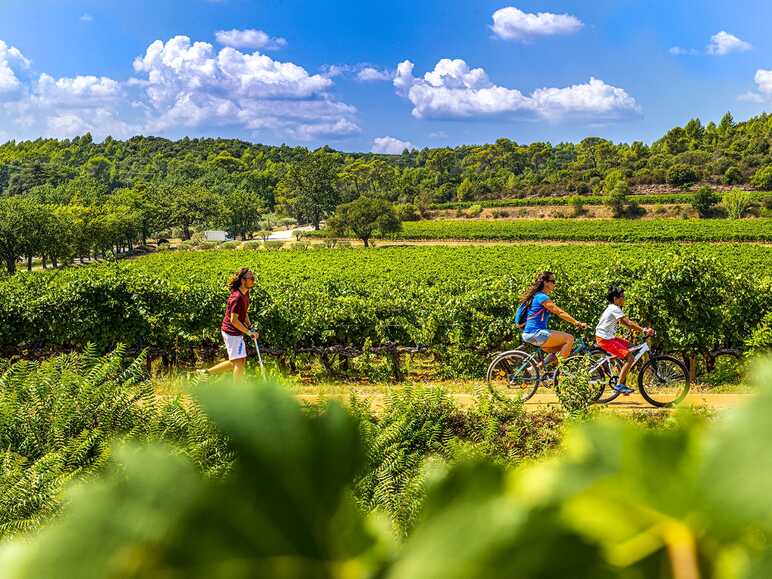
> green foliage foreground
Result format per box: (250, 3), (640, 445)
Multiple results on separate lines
(1, 361), (772, 578)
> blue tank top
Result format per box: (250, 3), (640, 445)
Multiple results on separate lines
(523, 292), (551, 333)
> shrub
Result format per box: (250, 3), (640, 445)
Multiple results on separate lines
(555, 357), (596, 419)
(220, 241), (240, 250)
(464, 204), (483, 218)
(396, 203), (421, 221)
(605, 183), (629, 218)
(567, 195), (585, 217)
(724, 166), (743, 185)
(723, 189), (754, 219)
(278, 217), (297, 229)
(751, 166), (772, 190)
(746, 312), (772, 357)
(263, 240), (284, 250)
(667, 164), (699, 188)
(240, 240), (261, 250)
(691, 186), (721, 218)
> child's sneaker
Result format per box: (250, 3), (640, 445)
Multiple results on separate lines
(613, 383), (634, 395)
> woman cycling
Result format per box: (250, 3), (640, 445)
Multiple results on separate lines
(515, 271), (589, 366)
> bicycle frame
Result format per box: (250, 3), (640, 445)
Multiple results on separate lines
(587, 340), (650, 378)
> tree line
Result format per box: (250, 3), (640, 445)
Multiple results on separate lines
(1, 112), (771, 273)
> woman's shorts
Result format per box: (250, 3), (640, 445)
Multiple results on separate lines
(596, 336), (630, 359)
(222, 331), (247, 361)
(522, 329), (552, 346)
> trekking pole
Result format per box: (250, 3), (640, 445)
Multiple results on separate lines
(252, 334), (267, 379)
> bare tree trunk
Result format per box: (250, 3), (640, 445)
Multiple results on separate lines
(26, 255), (33, 271)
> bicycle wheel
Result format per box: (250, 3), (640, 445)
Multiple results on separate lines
(486, 350), (541, 402)
(554, 353), (607, 402)
(699, 348), (744, 387)
(597, 356), (623, 404)
(638, 355), (690, 407)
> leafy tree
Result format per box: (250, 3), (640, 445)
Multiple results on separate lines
(0, 197), (39, 274)
(83, 155), (114, 187)
(166, 184), (224, 240)
(328, 196), (401, 247)
(223, 189), (264, 240)
(691, 186), (721, 218)
(277, 150), (341, 230)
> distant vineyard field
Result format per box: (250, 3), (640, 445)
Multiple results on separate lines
(380, 218), (772, 242)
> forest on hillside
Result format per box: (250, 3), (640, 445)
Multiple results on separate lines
(1, 112), (771, 274)
(2, 112), (771, 207)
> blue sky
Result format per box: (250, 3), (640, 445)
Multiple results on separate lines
(0, 0), (770, 152)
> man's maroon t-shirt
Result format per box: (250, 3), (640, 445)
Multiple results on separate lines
(221, 290), (250, 336)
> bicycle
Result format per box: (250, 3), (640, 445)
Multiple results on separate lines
(563, 335), (690, 407)
(683, 347), (744, 387)
(486, 334), (603, 402)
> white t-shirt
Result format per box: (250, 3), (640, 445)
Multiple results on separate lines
(596, 304), (625, 340)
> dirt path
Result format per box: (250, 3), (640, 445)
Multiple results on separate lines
(295, 389), (753, 413)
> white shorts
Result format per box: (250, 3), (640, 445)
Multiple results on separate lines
(222, 331), (247, 360)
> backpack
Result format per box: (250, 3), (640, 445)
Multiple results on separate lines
(514, 296), (546, 331)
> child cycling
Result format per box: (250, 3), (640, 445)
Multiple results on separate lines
(515, 271), (589, 368)
(595, 286), (654, 395)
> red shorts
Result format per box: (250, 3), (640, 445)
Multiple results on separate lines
(596, 337), (630, 359)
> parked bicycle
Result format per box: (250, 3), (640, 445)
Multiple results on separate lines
(682, 347), (744, 386)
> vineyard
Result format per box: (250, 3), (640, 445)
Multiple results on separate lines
(377, 218), (772, 242)
(2, 244), (769, 377)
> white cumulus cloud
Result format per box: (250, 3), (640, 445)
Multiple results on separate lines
(372, 136), (414, 154)
(357, 67), (392, 81)
(132, 36), (358, 138)
(393, 58), (639, 121)
(0, 34), (360, 141)
(706, 31), (752, 55)
(491, 6), (582, 41)
(215, 29), (287, 50)
(755, 69), (772, 94)
(0, 40), (31, 96)
(34, 74), (121, 106)
(736, 69), (772, 104)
